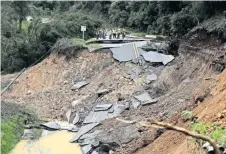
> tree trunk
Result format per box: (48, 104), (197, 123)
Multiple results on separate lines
(19, 17), (23, 32)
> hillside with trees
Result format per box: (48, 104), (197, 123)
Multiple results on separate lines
(1, 1), (226, 73)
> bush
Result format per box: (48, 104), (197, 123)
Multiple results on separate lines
(51, 38), (87, 57)
(1, 116), (24, 154)
(171, 13), (197, 35)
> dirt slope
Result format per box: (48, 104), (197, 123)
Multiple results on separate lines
(137, 69), (226, 154)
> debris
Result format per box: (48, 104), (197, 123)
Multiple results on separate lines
(97, 89), (110, 95)
(132, 101), (140, 109)
(108, 104), (125, 118)
(91, 151), (98, 154)
(41, 129), (54, 137)
(108, 106), (114, 113)
(71, 81), (89, 90)
(80, 130), (102, 140)
(134, 92), (158, 105)
(67, 126), (79, 132)
(72, 95), (89, 107)
(142, 51), (175, 65)
(66, 109), (72, 122)
(146, 74), (157, 81)
(96, 124), (139, 145)
(81, 144), (92, 154)
(124, 102), (130, 110)
(70, 123), (100, 142)
(94, 104), (113, 111)
(83, 111), (109, 124)
(72, 112), (80, 125)
(41, 122), (61, 130)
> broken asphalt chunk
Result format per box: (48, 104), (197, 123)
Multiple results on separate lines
(71, 81), (89, 90)
(81, 144), (92, 154)
(72, 112), (80, 125)
(141, 51), (174, 65)
(41, 122), (61, 130)
(94, 104), (112, 111)
(83, 111), (108, 124)
(134, 92), (157, 105)
(70, 123), (100, 143)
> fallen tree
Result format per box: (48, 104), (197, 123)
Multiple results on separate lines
(116, 118), (221, 154)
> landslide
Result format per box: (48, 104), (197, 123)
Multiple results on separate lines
(2, 36), (225, 154)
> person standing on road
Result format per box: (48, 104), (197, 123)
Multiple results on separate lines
(113, 29), (116, 39)
(122, 28), (126, 39)
(117, 28), (121, 39)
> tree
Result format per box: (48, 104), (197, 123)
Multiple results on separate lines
(11, 1), (30, 33)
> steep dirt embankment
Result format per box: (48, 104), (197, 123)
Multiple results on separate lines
(137, 46), (226, 154)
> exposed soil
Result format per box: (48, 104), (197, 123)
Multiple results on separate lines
(2, 40), (225, 154)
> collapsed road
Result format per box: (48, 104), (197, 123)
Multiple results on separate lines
(3, 33), (225, 154)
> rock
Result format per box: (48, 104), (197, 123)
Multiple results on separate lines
(72, 112), (80, 125)
(63, 80), (68, 84)
(132, 101), (140, 109)
(70, 123), (100, 142)
(146, 74), (157, 81)
(81, 144), (92, 154)
(134, 92), (157, 105)
(72, 95), (89, 107)
(41, 122), (61, 130)
(71, 81), (89, 90)
(96, 124), (139, 145)
(97, 89), (110, 95)
(26, 90), (32, 95)
(124, 102), (130, 110)
(94, 104), (113, 111)
(80, 130), (102, 140)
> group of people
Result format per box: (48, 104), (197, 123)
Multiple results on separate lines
(96, 28), (126, 40)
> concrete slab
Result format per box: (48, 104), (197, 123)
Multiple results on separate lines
(83, 111), (109, 124)
(134, 92), (157, 105)
(70, 123), (100, 142)
(71, 81), (89, 90)
(81, 144), (92, 154)
(94, 104), (113, 111)
(72, 112), (80, 125)
(141, 51), (174, 65)
(41, 122), (61, 130)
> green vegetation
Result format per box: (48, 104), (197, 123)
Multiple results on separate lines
(1, 1), (226, 74)
(191, 122), (226, 146)
(1, 102), (41, 154)
(181, 110), (193, 121)
(1, 116), (25, 154)
(51, 38), (87, 57)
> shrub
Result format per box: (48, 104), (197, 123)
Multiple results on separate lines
(1, 116), (24, 154)
(51, 38), (87, 57)
(171, 13), (197, 35)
